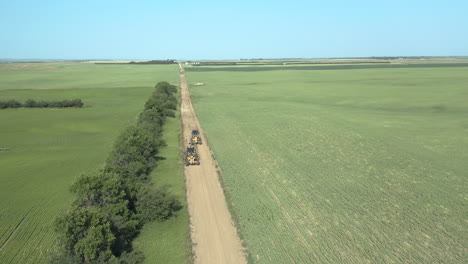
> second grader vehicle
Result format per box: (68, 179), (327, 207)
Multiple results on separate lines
(184, 144), (200, 166)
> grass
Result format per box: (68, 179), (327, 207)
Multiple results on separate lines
(132, 115), (192, 264)
(186, 65), (468, 263)
(0, 62), (184, 263)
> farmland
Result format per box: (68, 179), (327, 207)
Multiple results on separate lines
(0, 62), (188, 263)
(185, 64), (468, 263)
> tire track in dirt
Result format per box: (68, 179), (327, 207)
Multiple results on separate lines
(179, 64), (246, 264)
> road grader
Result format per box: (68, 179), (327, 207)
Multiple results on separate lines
(184, 144), (200, 166)
(190, 129), (202, 145)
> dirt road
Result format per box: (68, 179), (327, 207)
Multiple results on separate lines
(179, 64), (246, 264)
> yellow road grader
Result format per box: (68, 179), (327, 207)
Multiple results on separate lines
(190, 129), (202, 145)
(184, 144), (200, 166)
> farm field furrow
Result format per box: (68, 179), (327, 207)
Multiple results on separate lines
(0, 63), (180, 263)
(185, 65), (468, 263)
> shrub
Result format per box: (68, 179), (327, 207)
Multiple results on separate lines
(0, 99), (84, 109)
(105, 126), (160, 180)
(24, 99), (38, 107)
(70, 171), (131, 216)
(138, 109), (165, 134)
(136, 185), (182, 223)
(55, 207), (116, 263)
(0, 100), (22, 109)
(110, 250), (145, 264)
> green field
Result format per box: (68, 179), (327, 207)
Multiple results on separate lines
(185, 64), (468, 263)
(133, 116), (191, 264)
(0, 63), (188, 263)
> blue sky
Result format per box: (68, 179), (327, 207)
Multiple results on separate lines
(1, 0), (467, 59)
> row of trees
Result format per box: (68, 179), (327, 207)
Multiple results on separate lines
(0, 99), (84, 109)
(52, 82), (181, 264)
(129, 60), (176, 64)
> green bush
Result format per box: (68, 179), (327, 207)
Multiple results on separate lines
(105, 126), (162, 182)
(0, 100), (22, 109)
(55, 207), (116, 263)
(136, 185), (182, 223)
(0, 99), (84, 109)
(138, 109), (165, 135)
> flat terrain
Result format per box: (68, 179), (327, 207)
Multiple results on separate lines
(133, 111), (191, 264)
(185, 64), (468, 263)
(180, 66), (246, 264)
(0, 62), (181, 263)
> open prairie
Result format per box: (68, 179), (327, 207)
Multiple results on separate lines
(0, 62), (185, 263)
(185, 64), (468, 263)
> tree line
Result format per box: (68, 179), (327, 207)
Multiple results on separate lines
(129, 60), (176, 64)
(0, 99), (84, 109)
(51, 82), (181, 264)
(95, 60), (176, 65)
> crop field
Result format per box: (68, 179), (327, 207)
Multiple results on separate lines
(0, 62), (182, 263)
(185, 64), (468, 263)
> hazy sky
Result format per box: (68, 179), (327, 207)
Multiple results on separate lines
(1, 0), (467, 59)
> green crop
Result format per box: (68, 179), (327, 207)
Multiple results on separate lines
(186, 64), (468, 263)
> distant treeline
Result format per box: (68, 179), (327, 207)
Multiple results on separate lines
(130, 60), (176, 64)
(0, 99), (84, 109)
(51, 82), (181, 264)
(186, 63), (468, 72)
(95, 60), (177, 65)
